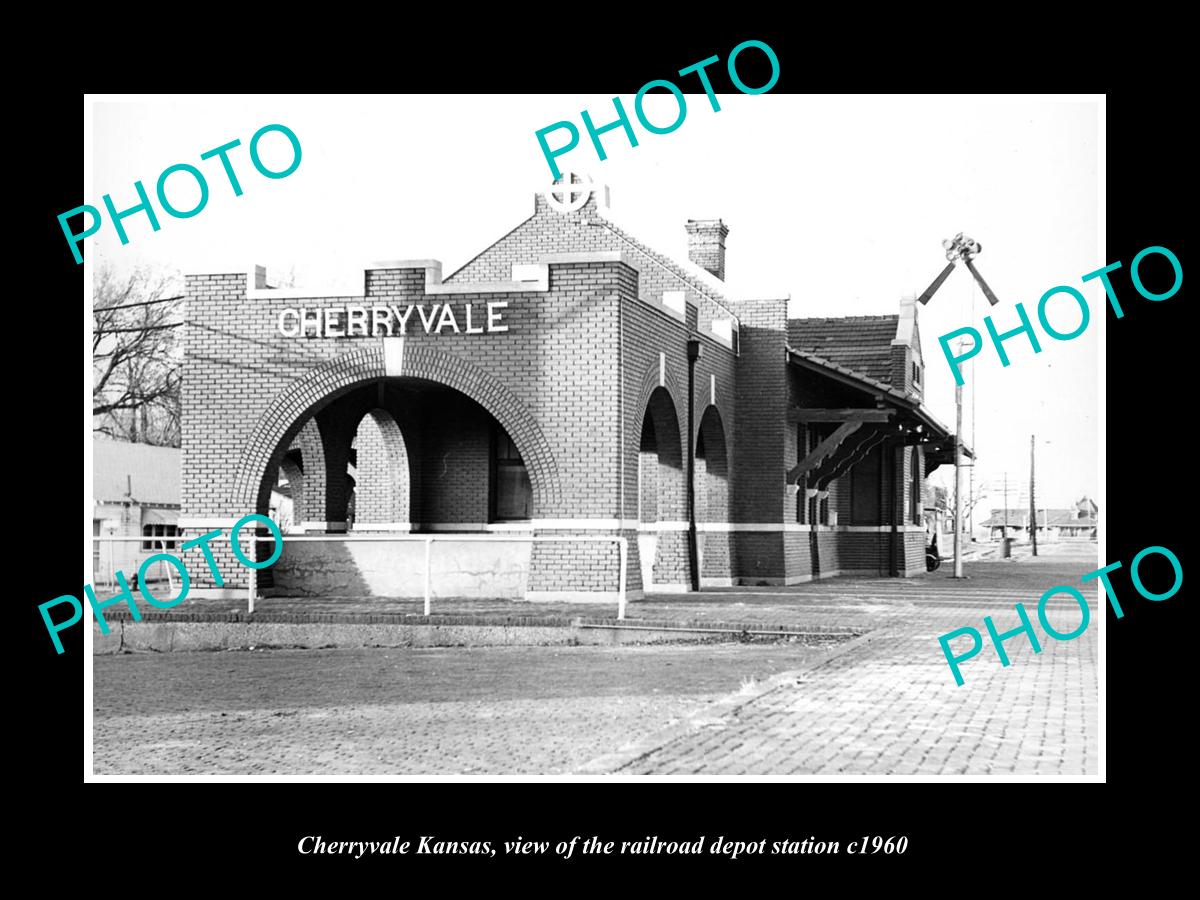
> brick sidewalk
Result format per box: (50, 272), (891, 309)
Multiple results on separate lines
(584, 546), (1101, 776)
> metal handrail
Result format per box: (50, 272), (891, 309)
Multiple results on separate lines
(91, 532), (630, 620)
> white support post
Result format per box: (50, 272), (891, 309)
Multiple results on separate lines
(953, 373), (964, 579)
(248, 567), (256, 615)
(423, 536), (433, 616)
(617, 537), (628, 621)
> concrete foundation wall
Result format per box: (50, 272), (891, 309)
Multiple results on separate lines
(271, 540), (532, 599)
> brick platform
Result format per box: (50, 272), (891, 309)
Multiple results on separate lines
(584, 546), (1101, 776)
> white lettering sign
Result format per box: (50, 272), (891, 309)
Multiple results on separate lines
(278, 302), (508, 338)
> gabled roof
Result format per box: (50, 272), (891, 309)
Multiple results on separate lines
(785, 346), (959, 449)
(443, 192), (744, 325)
(788, 316), (899, 386)
(787, 346), (896, 397)
(93, 439), (180, 506)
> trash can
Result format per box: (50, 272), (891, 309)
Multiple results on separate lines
(1000, 537), (1013, 558)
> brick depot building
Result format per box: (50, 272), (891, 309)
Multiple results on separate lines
(180, 183), (958, 602)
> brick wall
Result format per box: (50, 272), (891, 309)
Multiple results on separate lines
(730, 298), (788, 580)
(294, 419), (326, 525)
(416, 392), (489, 526)
(904, 530), (926, 576)
(783, 531), (812, 582)
(354, 409), (409, 527)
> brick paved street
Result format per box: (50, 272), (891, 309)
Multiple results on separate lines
(605, 543), (1100, 776)
(92, 543), (1100, 777)
(93, 642), (831, 775)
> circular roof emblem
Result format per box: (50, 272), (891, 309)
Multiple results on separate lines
(545, 172), (592, 213)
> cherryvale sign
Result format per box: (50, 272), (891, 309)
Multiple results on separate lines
(277, 301), (509, 338)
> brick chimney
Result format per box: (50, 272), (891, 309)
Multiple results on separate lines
(685, 219), (729, 281)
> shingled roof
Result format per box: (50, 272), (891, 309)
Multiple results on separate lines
(787, 316), (899, 386)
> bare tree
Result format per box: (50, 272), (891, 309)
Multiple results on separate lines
(271, 264), (298, 288)
(93, 263), (184, 447)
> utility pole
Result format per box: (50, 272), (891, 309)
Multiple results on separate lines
(953, 340), (964, 578)
(968, 380), (975, 541)
(917, 232), (1001, 579)
(968, 279), (977, 543)
(1030, 434), (1038, 557)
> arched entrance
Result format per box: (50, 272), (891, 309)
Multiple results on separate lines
(259, 378), (536, 530)
(234, 343), (561, 521)
(253, 375), (538, 599)
(637, 386), (687, 591)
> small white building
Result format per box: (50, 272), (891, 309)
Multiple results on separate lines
(92, 439), (180, 585)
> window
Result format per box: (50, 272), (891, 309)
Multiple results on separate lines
(912, 362), (921, 387)
(491, 428), (532, 521)
(141, 523), (179, 550)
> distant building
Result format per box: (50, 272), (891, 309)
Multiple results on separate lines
(922, 482), (952, 537)
(92, 439), (180, 584)
(980, 496), (1097, 541)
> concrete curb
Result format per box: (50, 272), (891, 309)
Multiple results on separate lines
(102, 609), (862, 633)
(95, 619), (863, 654)
(574, 626), (891, 775)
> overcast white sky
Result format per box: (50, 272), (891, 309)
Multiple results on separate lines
(91, 94), (1100, 510)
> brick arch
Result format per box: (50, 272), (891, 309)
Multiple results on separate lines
(632, 358), (687, 461)
(233, 342), (561, 515)
(637, 384), (686, 525)
(691, 380), (733, 448)
(695, 403), (730, 523)
(634, 369), (689, 589)
(397, 343), (561, 509)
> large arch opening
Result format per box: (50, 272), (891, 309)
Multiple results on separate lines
(637, 386), (687, 591)
(255, 376), (537, 599)
(234, 343), (560, 518)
